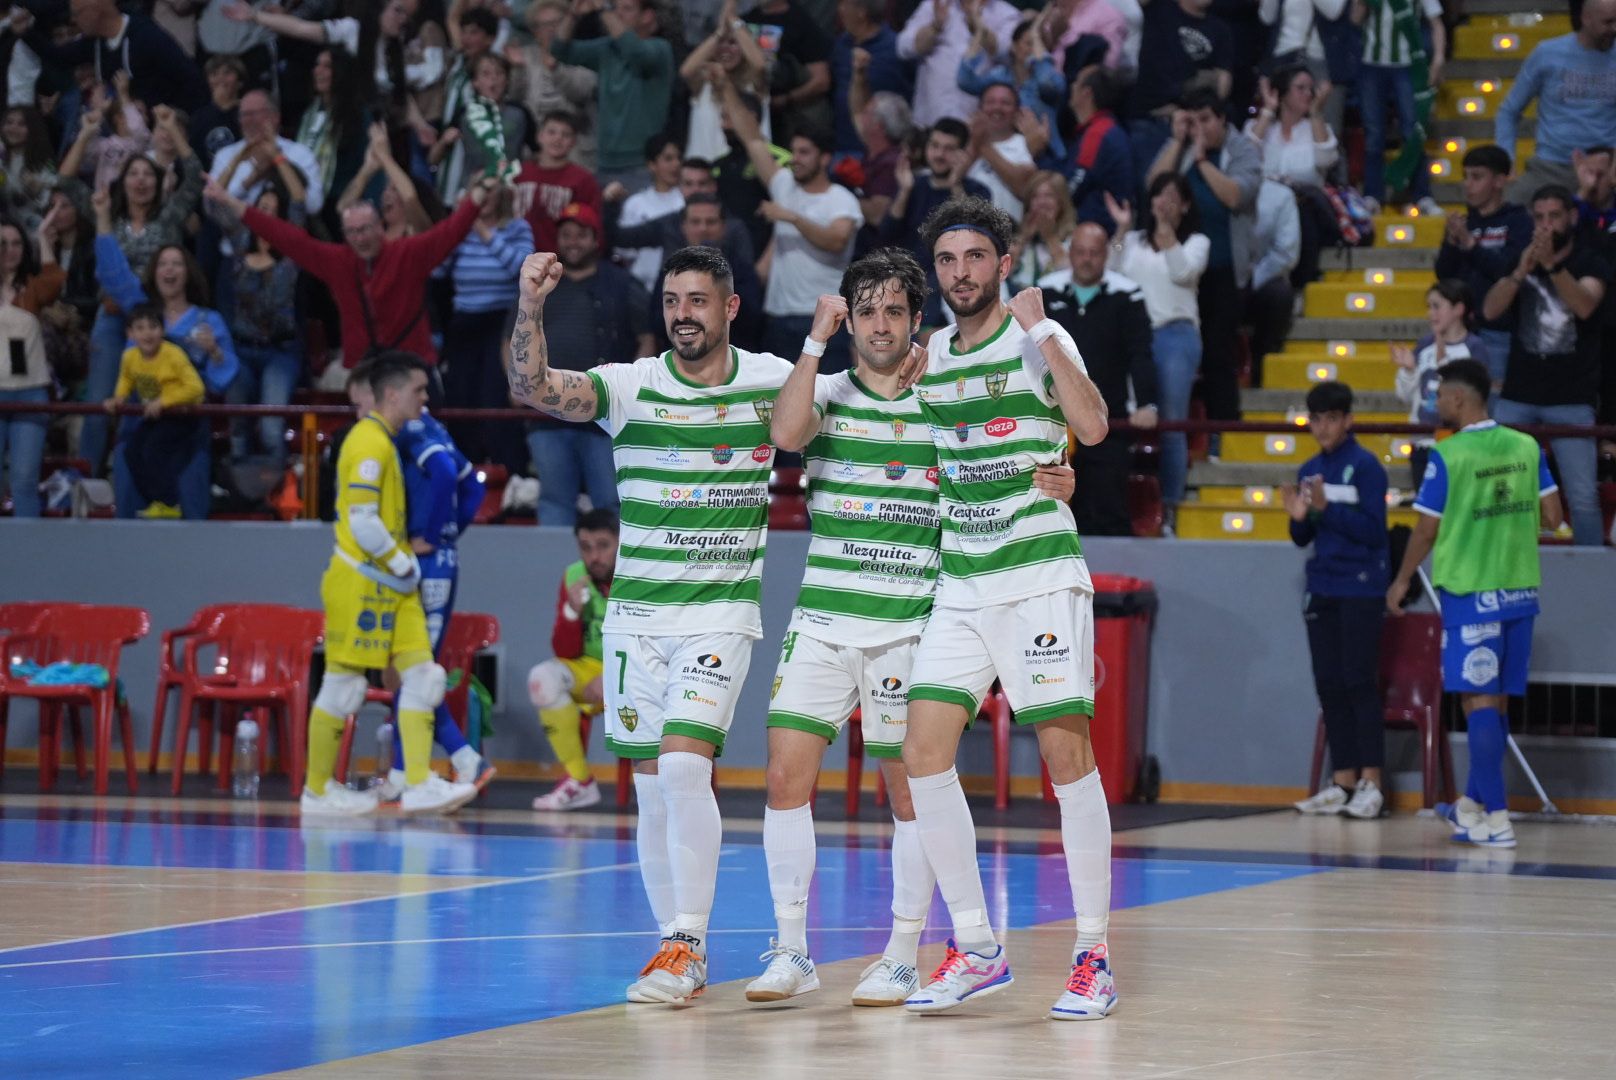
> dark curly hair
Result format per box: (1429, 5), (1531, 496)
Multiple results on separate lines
(918, 195), (1014, 258)
(840, 248), (927, 320)
(662, 245), (734, 294)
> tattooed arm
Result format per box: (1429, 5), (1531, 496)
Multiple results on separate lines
(508, 252), (602, 422)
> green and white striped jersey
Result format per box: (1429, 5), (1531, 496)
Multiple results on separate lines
(789, 370), (940, 647)
(588, 348), (794, 638)
(915, 314), (1093, 607)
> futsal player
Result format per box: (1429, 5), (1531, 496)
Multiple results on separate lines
(1388, 359), (1563, 849)
(528, 508), (618, 811)
(345, 361), (495, 804)
(748, 250), (1073, 1007)
(508, 247), (794, 1005)
(302, 353), (480, 817)
(899, 196), (1117, 1018)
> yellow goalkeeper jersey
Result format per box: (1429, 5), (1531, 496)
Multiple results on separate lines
(334, 413), (406, 567)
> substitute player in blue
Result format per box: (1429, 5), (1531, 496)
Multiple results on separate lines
(347, 357), (495, 799)
(1387, 359), (1563, 849)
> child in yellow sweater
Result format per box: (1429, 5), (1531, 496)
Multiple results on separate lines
(102, 304), (205, 518)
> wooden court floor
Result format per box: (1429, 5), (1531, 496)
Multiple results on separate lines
(2, 794), (1613, 1080)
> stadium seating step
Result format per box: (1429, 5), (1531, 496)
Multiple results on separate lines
(1174, 503), (1422, 541)
(1241, 388), (1405, 415)
(1264, 355), (1399, 392)
(1303, 281), (1435, 319)
(1464, 0), (1565, 14)
(1319, 267), (1436, 286)
(1437, 117), (1534, 140)
(1319, 248), (1441, 273)
(1451, 14), (1570, 59)
(1364, 213), (1447, 248)
(1288, 317), (1428, 342)
(1217, 431), (1412, 467)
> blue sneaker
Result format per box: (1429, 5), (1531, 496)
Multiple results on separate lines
(1436, 796), (1484, 834)
(1050, 945), (1118, 1020)
(903, 939), (1012, 1013)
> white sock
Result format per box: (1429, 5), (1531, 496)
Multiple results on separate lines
(387, 768), (405, 788)
(763, 803), (815, 953)
(885, 816), (933, 967)
(659, 751), (722, 955)
(907, 768), (995, 952)
(1054, 770), (1111, 955)
(632, 772), (675, 936)
(450, 745), (479, 776)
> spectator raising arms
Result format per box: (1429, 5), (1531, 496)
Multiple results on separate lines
(1, 107), (58, 232)
(77, 107), (204, 478)
(898, 0), (1022, 129)
(1246, 64), (1339, 285)
(681, 0), (770, 162)
(507, 1), (599, 169)
(550, 0), (674, 193)
(1012, 170), (1076, 290)
(957, 11), (1067, 166)
(834, 0), (911, 159)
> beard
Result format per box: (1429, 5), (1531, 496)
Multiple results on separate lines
(1551, 227), (1574, 251)
(941, 278), (999, 319)
(854, 340), (907, 370)
(670, 322), (717, 362)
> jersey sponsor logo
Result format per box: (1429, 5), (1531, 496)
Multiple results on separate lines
(711, 445), (734, 464)
(356, 609), (396, 633)
(836, 458), (859, 478)
(1032, 673), (1066, 684)
(617, 706), (639, 732)
(834, 420), (870, 435)
(985, 370), (1008, 399)
(835, 497), (878, 518)
(753, 398), (774, 424)
(1462, 646), (1499, 687)
(1460, 622), (1502, 646)
(697, 654), (722, 669)
(681, 689), (718, 707)
(949, 502), (1012, 537)
(753, 444), (772, 463)
(985, 417), (1017, 438)
(1025, 632), (1071, 666)
(653, 407), (691, 420)
(884, 461), (907, 480)
(881, 677), (902, 691)
(925, 465), (940, 485)
(681, 654), (733, 688)
(656, 447), (689, 466)
(954, 421), (970, 442)
(357, 458), (383, 482)
(944, 459), (1020, 484)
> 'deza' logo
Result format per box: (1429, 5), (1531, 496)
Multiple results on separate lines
(954, 421), (970, 442)
(697, 654), (723, 669)
(752, 444), (773, 462)
(985, 417), (1017, 438)
(1034, 633), (1058, 648)
(711, 444), (734, 464)
(884, 461), (907, 480)
(925, 465), (940, 485)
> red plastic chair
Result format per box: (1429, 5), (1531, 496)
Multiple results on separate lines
(334, 612), (502, 782)
(1309, 612), (1454, 808)
(0, 604), (149, 794)
(147, 604), (233, 775)
(0, 603), (87, 783)
(170, 606), (324, 794)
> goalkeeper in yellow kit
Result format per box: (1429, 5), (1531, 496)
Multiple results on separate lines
(301, 352), (479, 817)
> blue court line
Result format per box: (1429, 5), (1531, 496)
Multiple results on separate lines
(0, 819), (1326, 1079)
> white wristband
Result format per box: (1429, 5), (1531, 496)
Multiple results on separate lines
(1029, 318), (1063, 346)
(801, 336), (827, 358)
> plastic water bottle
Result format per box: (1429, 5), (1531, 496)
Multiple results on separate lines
(370, 722), (395, 788)
(232, 718), (260, 799)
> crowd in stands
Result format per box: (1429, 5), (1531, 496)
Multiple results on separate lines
(0, 0), (1609, 540)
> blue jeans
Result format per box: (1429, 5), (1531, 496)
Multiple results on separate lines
(80, 308), (128, 475)
(228, 342), (302, 462)
(1474, 328), (1512, 392)
(0, 386), (49, 517)
(1152, 319), (1202, 505)
(1492, 399), (1603, 546)
(113, 417), (211, 519)
(527, 423), (619, 526)
(1360, 63), (1429, 203)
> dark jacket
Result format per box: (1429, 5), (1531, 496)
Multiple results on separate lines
(27, 13), (208, 113)
(1068, 112), (1134, 234)
(1433, 202), (1533, 334)
(1041, 270), (1158, 420)
(1289, 435), (1389, 598)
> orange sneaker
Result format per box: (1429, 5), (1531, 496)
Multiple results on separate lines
(626, 935), (708, 1004)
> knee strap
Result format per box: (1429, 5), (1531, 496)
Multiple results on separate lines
(313, 671), (368, 716)
(527, 658), (575, 709)
(399, 662), (447, 712)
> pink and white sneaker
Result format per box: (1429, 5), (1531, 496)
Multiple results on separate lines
(1049, 945), (1118, 1020)
(903, 939), (1013, 1013)
(532, 776), (601, 811)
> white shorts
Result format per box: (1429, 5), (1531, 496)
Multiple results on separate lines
(602, 632), (755, 759)
(766, 631), (916, 759)
(908, 588), (1094, 726)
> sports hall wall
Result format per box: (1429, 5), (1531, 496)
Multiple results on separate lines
(3, 521), (1612, 801)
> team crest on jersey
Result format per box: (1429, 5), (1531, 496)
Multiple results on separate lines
(711, 444), (734, 464)
(771, 676), (783, 700)
(884, 461), (907, 480)
(985, 370), (1008, 399)
(955, 421), (970, 442)
(955, 375), (967, 400)
(893, 419), (906, 441)
(618, 706), (639, 732)
(715, 402), (729, 423)
(753, 398), (774, 424)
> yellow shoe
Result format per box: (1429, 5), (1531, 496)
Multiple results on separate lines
(137, 502), (181, 519)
